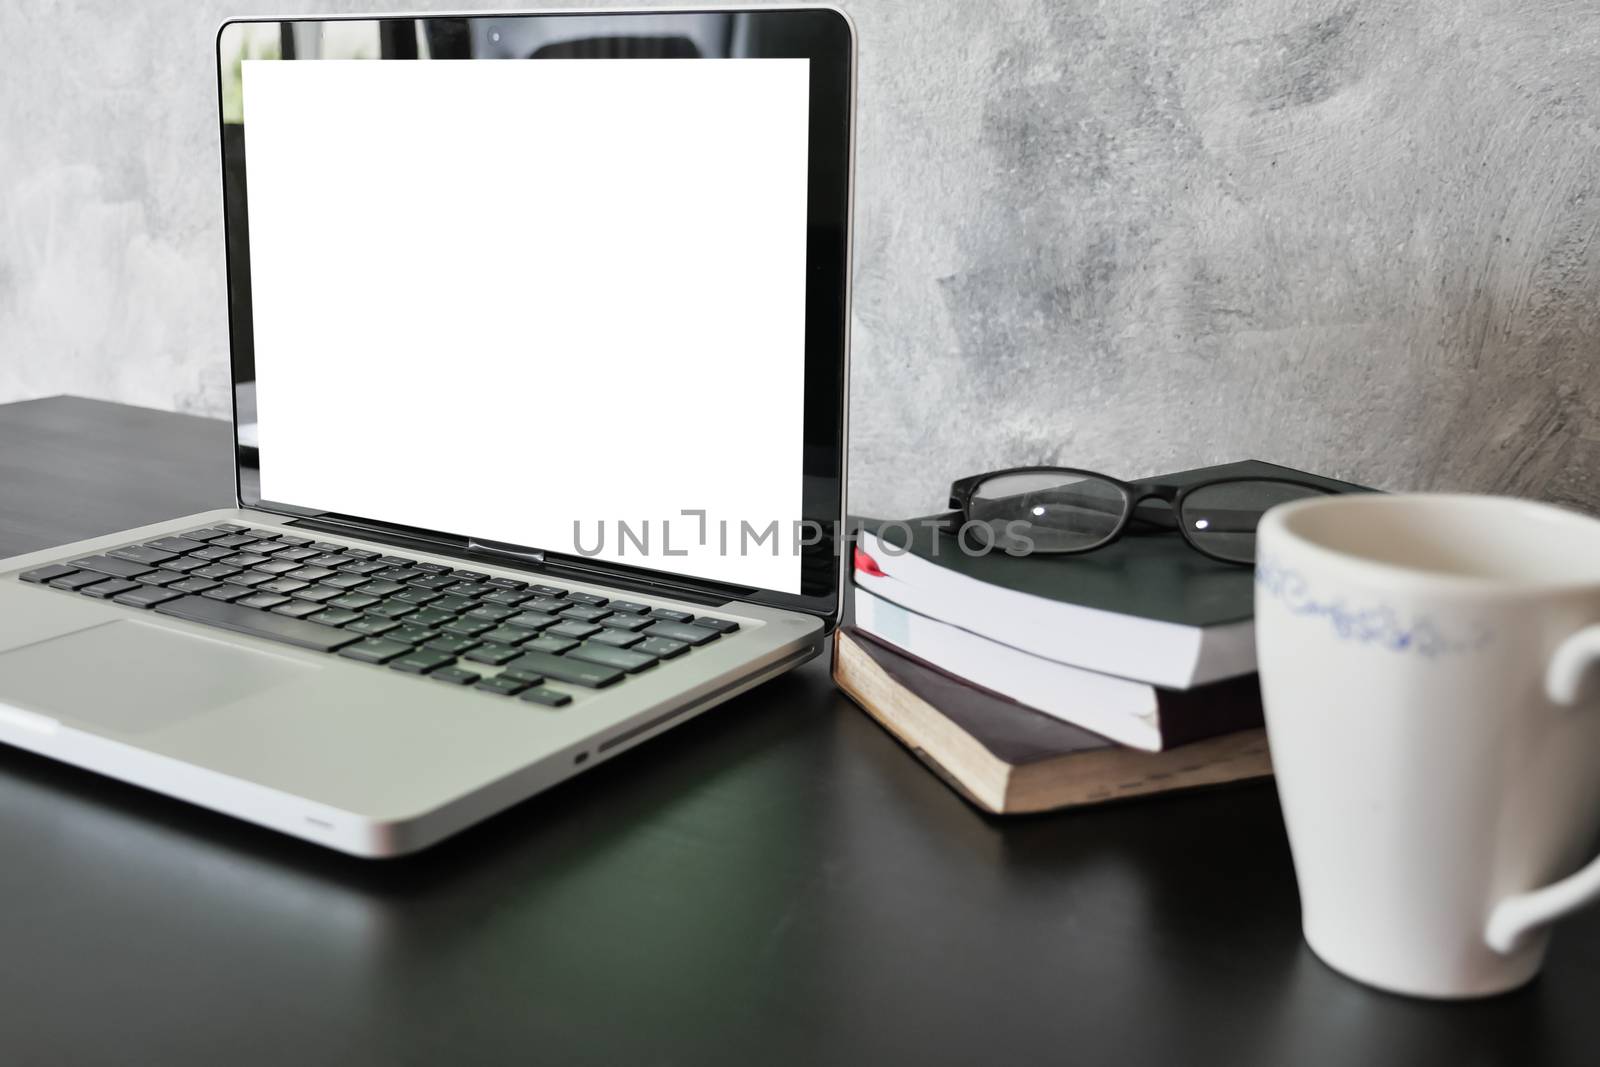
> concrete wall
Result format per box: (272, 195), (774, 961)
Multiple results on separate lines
(3, 1), (1597, 517)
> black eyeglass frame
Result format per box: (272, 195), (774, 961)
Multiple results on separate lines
(939, 466), (1338, 565)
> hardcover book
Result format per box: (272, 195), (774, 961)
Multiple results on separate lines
(833, 628), (1273, 815)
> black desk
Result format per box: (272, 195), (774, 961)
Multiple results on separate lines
(1, 396), (1596, 1066)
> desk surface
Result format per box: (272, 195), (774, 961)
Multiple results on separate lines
(1, 396), (1596, 1066)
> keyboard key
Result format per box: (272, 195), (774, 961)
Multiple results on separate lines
(644, 621), (720, 646)
(519, 687), (573, 708)
(376, 567), (422, 582)
(19, 564), (78, 584)
(407, 607), (454, 628)
(329, 593), (380, 611)
(211, 534), (258, 549)
(191, 545), (234, 561)
(504, 650), (623, 688)
(81, 578), (142, 600)
(52, 570), (115, 591)
(523, 596), (569, 614)
(253, 559), (303, 575)
(221, 552), (270, 568)
(464, 643), (521, 666)
(308, 542), (345, 553)
(72, 555), (153, 579)
(306, 554), (348, 568)
(390, 649), (456, 674)
(340, 548), (380, 561)
(464, 604), (516, 623)
(337, 560), (388, 576)
(194, 564), (241, 580)
(413, 562), (451, 574)
(505, 611), (559, 631)
(394, 587), (441, 606)
(236, 592), (290, 611)
(355, 579), (405, 597)
(136, 571), (185, 587)
(169, 577), (221, 594)
(110, 545), (177, 566)
(424, 635), (480, 656)
(155, 595), (362, 651)
(385, 623), (439, 645)
(258, 578), (309, 596)
(223, 571), (274, 588)
(608, 600), (651, 615)
(430, 666), (481, 686)
(650, 608), (695, 623)
(157, 556), (209, 574)
(485, 577), (528, 591)
(213, 523), (250, 533)
(445, 581), (487, 597)
(522, 634), (578, 654)
(271, 600), (324, 619)
(180, 528), (230, 542)
(287, 566), (337, 583)
(500, 668), (546, 686)
(272, 547), (321, 563)
(569, 642), (658, 673)
(113, 586), (184, 609)
(480, 626), (536, 646)
(145, 536), (208, 555)
(589, 628), (644, 649)
(367, 599), (418, 620)
(638, 636), (689, 659)
(598, 614), (651, 632)
(407, 574), (458, 591)
(290, 584), (343, 603)
(348, 616), (401, 637)
(476, 674), (532, 696)
(378, 555), (414, 568)
(442, 616), (495, 637)
(450, 569), (489, 581)
(323, 573), (371, 590)
(548, 619), (601, 640)
(529, 585), (567, 598)
(481, 588), (535, 607)
(431, 594), (475, 614)
(692, 617), (741, 635)
(202, 585), (252, 602)
(338, 638), (412, 664)
(308, 607), (362, 627)
(559, 604), (611, 623)
(565, 591), (609, 606)
(275, 535), (313, 547)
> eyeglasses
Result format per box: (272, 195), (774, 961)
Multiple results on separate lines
(941, 467), (1339, 565)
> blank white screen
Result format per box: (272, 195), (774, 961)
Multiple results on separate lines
(242, 58), (810, 593)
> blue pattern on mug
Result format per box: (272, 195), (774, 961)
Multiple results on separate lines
(1255, 555), (1493, 657)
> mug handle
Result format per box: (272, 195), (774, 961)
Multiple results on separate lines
(1484, 624), (1600, 954)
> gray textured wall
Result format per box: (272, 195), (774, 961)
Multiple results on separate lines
(2, 1), (1597, 517)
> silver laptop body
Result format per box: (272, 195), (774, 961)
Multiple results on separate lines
(0, 8), (854, 857)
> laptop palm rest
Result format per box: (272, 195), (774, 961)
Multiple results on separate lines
(0, 620), (318, 734)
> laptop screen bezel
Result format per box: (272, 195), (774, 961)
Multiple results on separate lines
(215, 7), (853, 621)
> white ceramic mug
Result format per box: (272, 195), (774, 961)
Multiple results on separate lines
(1255, 493), (1600, 998)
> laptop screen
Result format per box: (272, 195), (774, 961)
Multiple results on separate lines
(236, 49), (818, 595)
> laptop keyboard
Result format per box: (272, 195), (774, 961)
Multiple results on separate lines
(16, 524), (741, 707)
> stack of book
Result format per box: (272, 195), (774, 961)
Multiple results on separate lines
(835, 461), (1349, 814)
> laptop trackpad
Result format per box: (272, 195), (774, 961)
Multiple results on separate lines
(0, 620), (318, 734)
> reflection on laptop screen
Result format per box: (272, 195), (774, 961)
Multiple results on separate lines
(241, 58), (810, 593)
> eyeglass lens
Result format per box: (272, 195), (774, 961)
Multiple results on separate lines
(1179, 479), (1330, 562)
(968, 472), (1128, 553)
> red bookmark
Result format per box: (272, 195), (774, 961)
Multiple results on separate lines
(853, 545), (886, 578)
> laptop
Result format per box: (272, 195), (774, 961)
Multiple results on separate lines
(0, 8), (854, 857)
